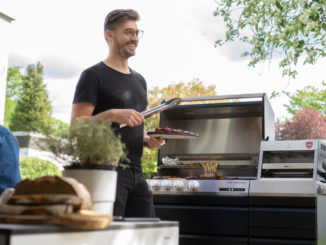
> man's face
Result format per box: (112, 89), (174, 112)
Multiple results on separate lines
(110, 20), (140, 59)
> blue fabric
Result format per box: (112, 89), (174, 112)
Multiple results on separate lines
(0, 125), (21, 195)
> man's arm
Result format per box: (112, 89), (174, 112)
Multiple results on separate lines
(70, 102), (145, 127)
(70, 102), (95, 126)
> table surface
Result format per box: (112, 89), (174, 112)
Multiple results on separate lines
(0, 220), (179, 235)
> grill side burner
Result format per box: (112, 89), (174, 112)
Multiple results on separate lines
(248, 140), (326, 245)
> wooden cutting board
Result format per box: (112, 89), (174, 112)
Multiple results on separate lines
(0, 210), (112, 230)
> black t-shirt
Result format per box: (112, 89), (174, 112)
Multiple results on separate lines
(73, 62), (148, 168)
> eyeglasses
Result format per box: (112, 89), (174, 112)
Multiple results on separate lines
(123, 28), (144, 38)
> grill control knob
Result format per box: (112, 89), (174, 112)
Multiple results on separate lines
(173, 180), (184, 191)
(150, 180), (161, 191)
(188, 180), (200, 192)
(162, 180), (172, 191)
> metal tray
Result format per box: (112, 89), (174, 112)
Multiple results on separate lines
(147, 132), (199, 139)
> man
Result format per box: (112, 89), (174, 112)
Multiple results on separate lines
(71, 9), (163, 217)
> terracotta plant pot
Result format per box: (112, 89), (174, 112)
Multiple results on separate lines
(63, 164), (117, 216)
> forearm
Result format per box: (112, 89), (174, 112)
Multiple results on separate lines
(71, 102), (144, 128)
(143, 133), (150, 147)
(70, 110), (113, 127)
(93, 109), (117, 122)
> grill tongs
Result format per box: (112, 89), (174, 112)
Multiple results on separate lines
(142, 98), (181, 119)
(115, 98), (181, 129)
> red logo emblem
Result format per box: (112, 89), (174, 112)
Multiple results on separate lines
(306, 141), (313, 148)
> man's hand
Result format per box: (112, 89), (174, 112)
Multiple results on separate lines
(144, 134), (163, 149)
(107, 109), (144, 127)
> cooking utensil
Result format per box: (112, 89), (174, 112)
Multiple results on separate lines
(115, 98), (181, 129)
(141, 98), (181, 119)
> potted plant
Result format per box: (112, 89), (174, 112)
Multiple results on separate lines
(41, 118), (128, 215)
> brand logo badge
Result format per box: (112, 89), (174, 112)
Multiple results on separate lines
(306, 141), (313, 148)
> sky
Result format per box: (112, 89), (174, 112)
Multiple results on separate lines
(1, 0), (325, 124)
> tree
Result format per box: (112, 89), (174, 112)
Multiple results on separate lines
(214, 0), (326, 78)
(276, 107), (326, 140)
(10, 62), (54, 134)
(144, 78), (217, 131)
(4, 67), (23, 127)
(285, 81), (326, 116)
(142, 78), (217, 176)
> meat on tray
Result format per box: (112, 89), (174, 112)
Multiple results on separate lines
(155, 127), (193, 134)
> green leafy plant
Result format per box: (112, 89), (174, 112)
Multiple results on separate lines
(214, 0), (326, 78)
(41, 119), (128, 167)
(20, 157), (62, 180)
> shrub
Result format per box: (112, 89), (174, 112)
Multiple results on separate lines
(141, 147), (158, 179)
(276, 107), (326, 140)
(20, 157), (61, 180)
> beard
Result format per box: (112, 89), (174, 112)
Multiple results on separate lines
(114, 37), (137, 58)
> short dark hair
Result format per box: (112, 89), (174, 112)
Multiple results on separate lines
(104, 9), (140, 32)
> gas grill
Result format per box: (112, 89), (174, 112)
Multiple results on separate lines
(147, 93), (275, 245)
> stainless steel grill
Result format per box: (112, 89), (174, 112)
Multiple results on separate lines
(148, 93), (275, 245)
(148, 94), (326, 245)
(147, 93), (274, 196)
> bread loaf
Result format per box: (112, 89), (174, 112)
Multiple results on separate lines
(0, 204), (74, 215)
(13, 176), (92, 210)
(8, 194), (81, 207)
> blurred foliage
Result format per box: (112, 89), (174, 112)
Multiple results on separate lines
(9, 62), (54, 134)
(285, 81), (326, 116)
(275, 107), (326, 140)
(4, 97), (16, 128)
(214, 0), (326, 78)
(5, 64), (70, 137)
(41, 118), (128, 167)
(142, 78), (217, 177)
(6, 66), (23, 99)
(142, 147), (158, 179)
(144, 78), (217, 131)
(4, 67), (23, 128)
(52, 118), (70, 137)
(20, 157), (61, 180)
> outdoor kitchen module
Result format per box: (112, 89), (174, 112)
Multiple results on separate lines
(249, 139), (326, 245)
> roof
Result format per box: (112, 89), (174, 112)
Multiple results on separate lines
(0, 12), (15, 23)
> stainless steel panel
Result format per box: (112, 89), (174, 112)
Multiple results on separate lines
(249, 179), (316, 197)
(260, 140), (321, 151)
(263, 94), (275, 141)
(159, 117), (262, 156)
(147, 179), (249, 196)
